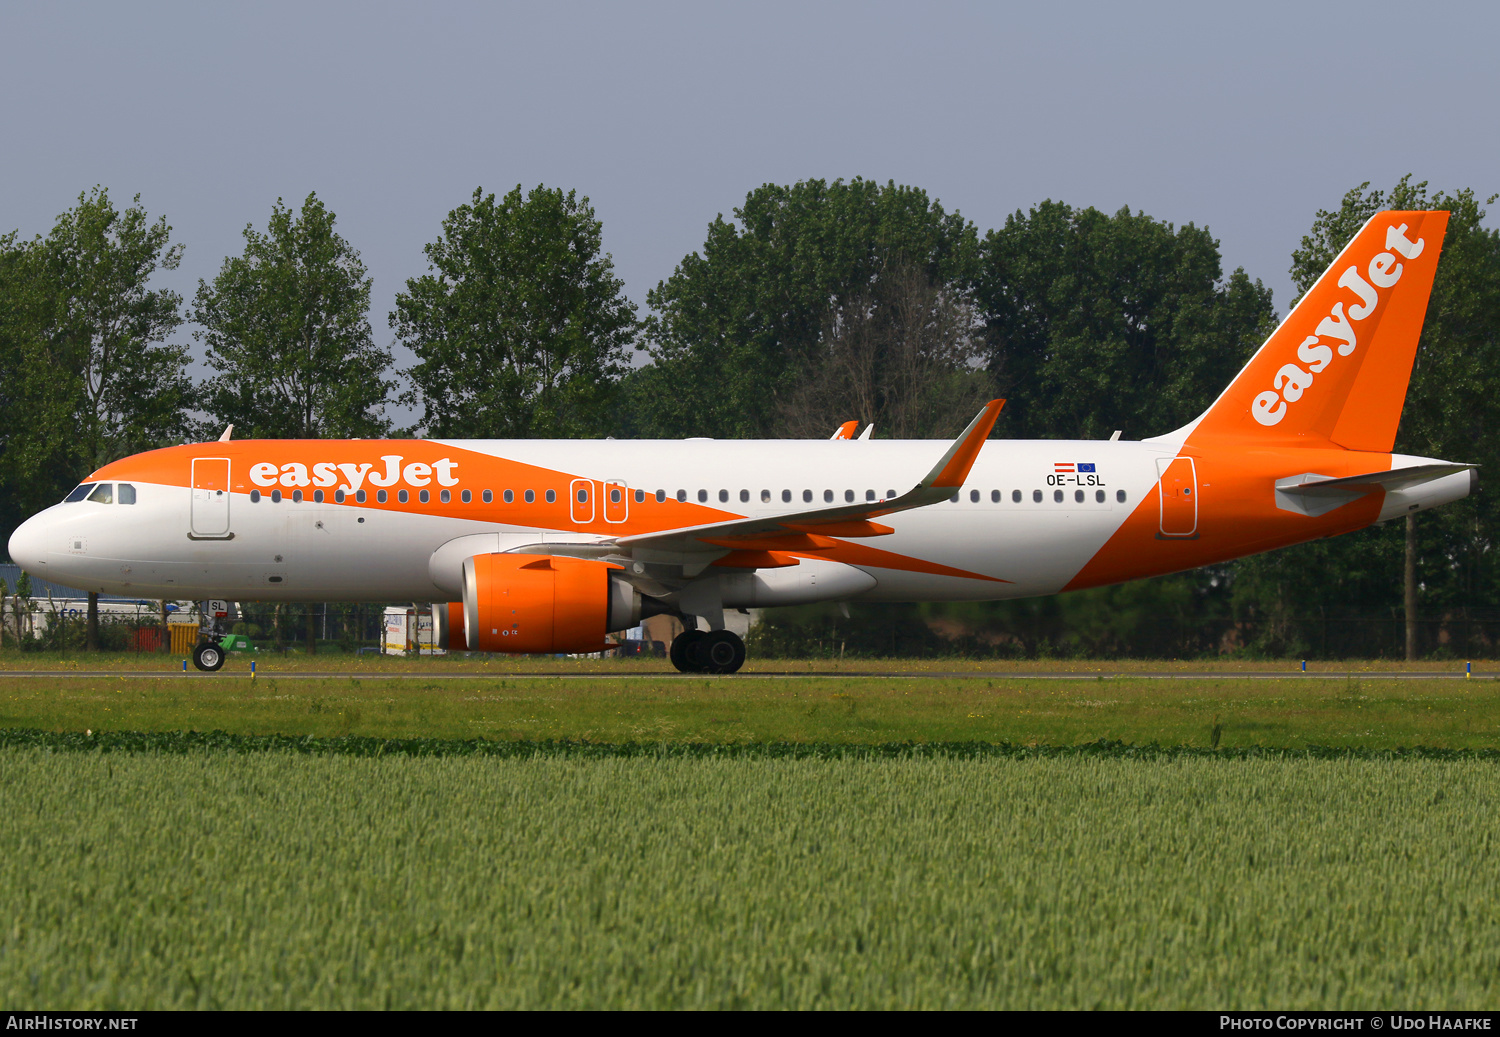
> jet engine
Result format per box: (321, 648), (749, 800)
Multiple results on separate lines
(433, 601), (468, 652)
(453, 553), (642, 654)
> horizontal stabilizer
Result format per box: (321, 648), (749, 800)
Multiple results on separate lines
(1275, 463), (1476, 518)
(1279, 463), (1475, 496)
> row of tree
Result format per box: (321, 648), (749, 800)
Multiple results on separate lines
(2, 176), (1497, 656)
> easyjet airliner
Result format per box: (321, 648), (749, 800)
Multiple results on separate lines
(6, 211), (1475, 673)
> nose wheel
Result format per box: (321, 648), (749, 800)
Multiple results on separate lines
(669, 629), (745, 674)
(193, 641), (226, 672)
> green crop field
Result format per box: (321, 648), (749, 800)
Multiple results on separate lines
(2, 656), (1496, 1008)
(0, 745), (1496, 1009)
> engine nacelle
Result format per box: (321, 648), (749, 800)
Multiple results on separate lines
(460, 553), (639, 654)
(433, 601), (467, 652)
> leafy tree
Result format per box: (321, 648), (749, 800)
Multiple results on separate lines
(1, 190), (192, 548)
(40, 189), (193, 465)
(194, 193), (392, 440)
(973, 201), (1275, 441)
(0, 231), (60, 547)
(775, 261), (996, 439)
(393, 185), (635, 439)
(636, 178), (980, 438)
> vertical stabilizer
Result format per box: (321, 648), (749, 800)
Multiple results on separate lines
(1187, 210), (1448, 452)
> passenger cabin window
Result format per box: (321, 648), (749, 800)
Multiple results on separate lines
(314, 490), (325, 503)
(440, 490), (450, 503)
(87, 483), (113, 504)
(614, 488), (624, 504)
(1074, 489), (1085, 503)
(950, 493), (959, 503)
(970, 490), (980, 503)
(272, 489), (283, 503)
(1012, 490), (1022, 503)
(118, 483), (137, 505)
(397, 490), (409, 503)
(803, 489), (813, 503)
(760, 489), (771, 503)
(845, 490), (855, 503)
(1032, 489), (1042, 502)
(1053, 489), (1063, 503)
(1116, 489), (1127, 503)
(740, 489), (750, 503)
(866, 490), (876, 501)
(697, 489), (707, 503)
(334, 490), (345, 503)
(376, 490), (387, 503)
(545, 490), (556, 503)
(676, 489), (687, 502)
(718, 489), (728, 503)
(656, 490), (667, 503)
(524, 490), (535, 503)
(293, 490), (304, 503)
(781, 489), (791, 503)
(991, 490), (1001, 503)
(462, 490), (472, 503)
(63, 483), (95, 503)
(823, 489), (833, 503)
(634, 489), (645, 504)
(886, 489), (896, 499)
(356, 490), (367, 503)
(250, 490), (262, 503)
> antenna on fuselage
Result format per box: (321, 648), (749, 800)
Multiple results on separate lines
(1109, 430), (1121, 441)
(858, 424), (874, 440)
(218, 425), (234, 442)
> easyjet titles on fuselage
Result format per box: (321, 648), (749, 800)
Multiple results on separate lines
(248, 455), (461, 493)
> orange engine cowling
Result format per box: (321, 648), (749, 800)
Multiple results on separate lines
(461, 553), (636, 654)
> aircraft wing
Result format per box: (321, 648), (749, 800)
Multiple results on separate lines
(612, 400), (1004, 557)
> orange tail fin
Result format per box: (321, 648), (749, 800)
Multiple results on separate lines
(1187, 210), (1448, 452)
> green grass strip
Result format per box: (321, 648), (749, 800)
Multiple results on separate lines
(3, 727), (1497, 761)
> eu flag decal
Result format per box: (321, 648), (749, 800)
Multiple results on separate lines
(1077, 463), (1096, 473)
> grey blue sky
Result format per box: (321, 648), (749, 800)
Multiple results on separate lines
(3, 1), (1496, 408)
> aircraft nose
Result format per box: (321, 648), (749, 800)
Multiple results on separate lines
(7, 513), (51, 571)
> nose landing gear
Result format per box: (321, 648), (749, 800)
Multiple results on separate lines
(669, 628), (746, 674)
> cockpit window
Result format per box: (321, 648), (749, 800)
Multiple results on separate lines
(87, 483), (114, 504)
(63, 483), (95, 503)
(118, 483), (137, 505)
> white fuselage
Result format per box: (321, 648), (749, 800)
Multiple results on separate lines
(10, 438), (1174, 604)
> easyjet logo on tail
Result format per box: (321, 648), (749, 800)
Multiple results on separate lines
(1251, 223), (1426, 427)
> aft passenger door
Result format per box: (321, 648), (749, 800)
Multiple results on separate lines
(1156, 456), (1198, 538)
(191, 457), (232, 539)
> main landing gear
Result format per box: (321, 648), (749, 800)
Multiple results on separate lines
(193, 640), (226, 672)
(669, 628), (746, 674)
